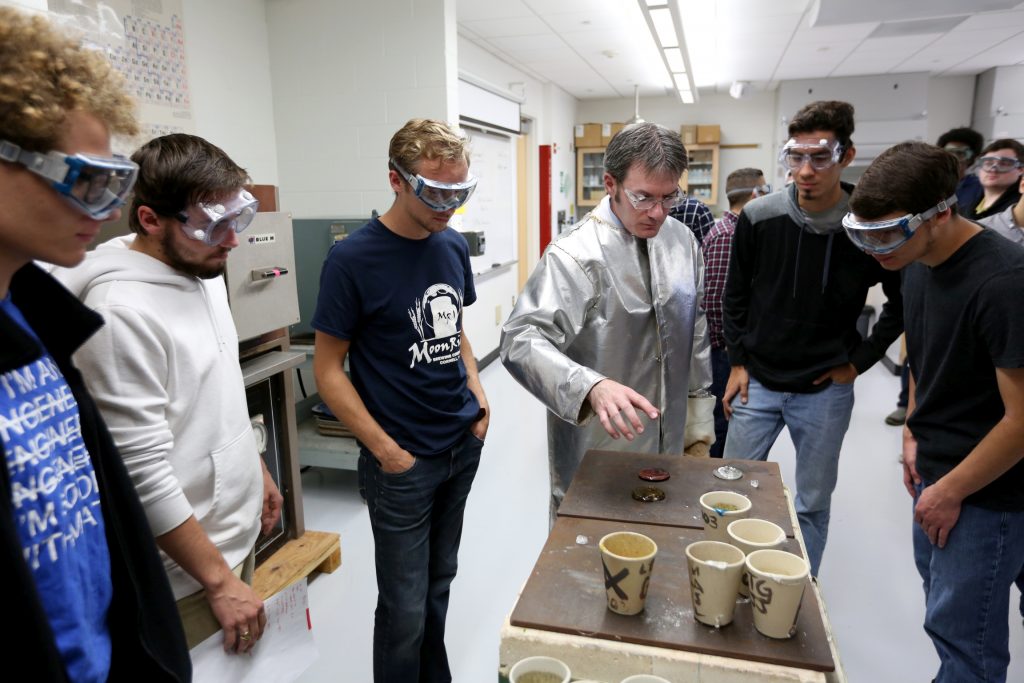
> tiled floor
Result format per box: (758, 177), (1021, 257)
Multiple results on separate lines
(295, 361), (1023, 683)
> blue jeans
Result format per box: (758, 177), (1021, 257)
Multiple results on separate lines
(722, 376), (854, 575)
(359, 431), (483, 683)
(709, 346), (731, 459)
(913, 483), (1024, 683)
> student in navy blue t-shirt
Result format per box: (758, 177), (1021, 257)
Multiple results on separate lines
(0, 7), (188, 681)
(312, 118), (489, 683)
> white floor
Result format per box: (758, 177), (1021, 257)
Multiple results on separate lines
(295, 361), (1023, 683)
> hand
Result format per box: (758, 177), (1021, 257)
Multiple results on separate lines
(470, 406), (489, 441)
(914, 480), (962, 548)
(722, 366), (750, 420)
(901, 426), (921, 498)
(813, 362), (858, 385)
(376, 445), (417, 474)
(207, 572), (267, 654)
(260, 467), (283, 535)
(586, 379), (659, 441)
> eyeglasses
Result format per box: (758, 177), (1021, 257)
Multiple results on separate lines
(842, 194), (957, 255)
(174, 189), (259, 246)
(622, 187), (685, 212)
(391, 159), (478, 212)
(0, 138), (138, 219)
(779, 138), (845, 171)
(977, 155), (1023, 173)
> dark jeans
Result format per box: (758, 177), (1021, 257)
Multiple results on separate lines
(709, 346), (731, 458)
(358, 431), (483, 683)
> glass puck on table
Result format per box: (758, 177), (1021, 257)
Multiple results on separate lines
(713, 465), (744, 481)
(631, 485), (666, 502)
(638, 467), (670, 482)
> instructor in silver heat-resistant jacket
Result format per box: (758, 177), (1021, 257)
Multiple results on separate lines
(500, 122), (714, 518)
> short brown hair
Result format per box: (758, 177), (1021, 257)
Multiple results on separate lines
(725, 167), (764, 208)
(788, 100), (855, 149)
(981, 138), (1024, 163)
(388, 119), (470, 174)
(128, 134), (250, 234)
(0, 7), (137, 152)
(849, 142), (959, 220)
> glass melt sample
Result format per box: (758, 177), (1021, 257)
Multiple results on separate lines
(713, 465), (744, 481)
(638, 467), (670, 482)
(632, 485), (666, 502)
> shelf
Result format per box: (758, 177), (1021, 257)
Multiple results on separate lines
(298, 415), (360, 470)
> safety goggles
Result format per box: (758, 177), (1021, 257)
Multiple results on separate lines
(976, 155), (1023, 173)
(0, 139), (138, 219)
(391, 159), (478, 211)
(623, 186), (686, 212)
(175, 189), (259, 246)
(728, 183), (773, 198)
(779, 138), (845, 171)
(842, 194), (957, 255)
(942, 144), (975, 163)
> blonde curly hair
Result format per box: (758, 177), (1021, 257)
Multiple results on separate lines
(0, 7), (138, 152)
(388, 118), (470, 174)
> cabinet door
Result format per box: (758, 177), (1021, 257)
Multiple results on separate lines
(577, 146), (607, 207)
(682, 144), (719, 206)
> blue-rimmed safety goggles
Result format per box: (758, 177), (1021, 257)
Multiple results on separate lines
(0, 139), (138, 219)
(174, 189), (259, 246)
(391, 159), (478, 211)
(842, 194), (957, 255)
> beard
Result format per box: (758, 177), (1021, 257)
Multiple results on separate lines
(160, 227), (227, 280)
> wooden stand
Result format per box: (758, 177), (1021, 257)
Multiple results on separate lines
(252, 530), (341, 599)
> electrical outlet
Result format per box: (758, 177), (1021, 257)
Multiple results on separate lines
(495, 304), (502, 325)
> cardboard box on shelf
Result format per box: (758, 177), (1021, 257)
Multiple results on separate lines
(680, 125), (697, 145)
(574, 123), (602, 147)
(601, 122), (625, 145)
(697, 124), (721, 144)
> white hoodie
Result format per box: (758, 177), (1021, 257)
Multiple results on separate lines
(54, 235), (262, 599)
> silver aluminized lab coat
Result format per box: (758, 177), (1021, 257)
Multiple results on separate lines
(500, 196), (713, 508)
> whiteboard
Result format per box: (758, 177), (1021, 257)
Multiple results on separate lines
(455, 126), (517, 274)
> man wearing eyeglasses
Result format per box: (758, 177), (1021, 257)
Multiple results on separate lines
(962, 138), (1024, 222)
(501, 122), (713, 517)
(0, 8), (190, 680)
(702, 168), (769, 458)
(55, 134), (282, 654)
(722, 100), (904, 575)
(313, 119), (488, 683)
(846, 141), (1024, 683)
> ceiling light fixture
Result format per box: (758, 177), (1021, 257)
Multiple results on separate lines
(637, 0), (698, 105)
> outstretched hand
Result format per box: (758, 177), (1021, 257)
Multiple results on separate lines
(586, 379), (659, 440)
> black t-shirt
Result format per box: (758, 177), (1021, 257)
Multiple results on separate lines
(311, 219), (480, 457)
(904, 229), (1024, 510)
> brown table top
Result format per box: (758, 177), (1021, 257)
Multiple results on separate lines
(557, 451), (794, 537)
(510, 517), (834, 672)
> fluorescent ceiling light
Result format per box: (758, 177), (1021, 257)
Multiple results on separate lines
(649, 7), (677, 47)
(664, 47), (685, 73)
(638, 0), (698, 104)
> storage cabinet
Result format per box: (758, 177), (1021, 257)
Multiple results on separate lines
(577, 146), (607, 208)
(682, 144), (719, 206)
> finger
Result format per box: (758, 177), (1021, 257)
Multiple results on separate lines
(223, 629), (237, 653)
(598, 411), (619, 439)
(936, 527), (948, 549)
(739, 380), (749, 405)
(628, 393), (659, 420)
(812, 372), (828, 385)
(610, 410), (634, 440)
(902, 466), (915, 498)
(622, 403), (645, 435)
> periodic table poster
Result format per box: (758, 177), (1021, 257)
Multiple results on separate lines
(47, 0), (195, 149)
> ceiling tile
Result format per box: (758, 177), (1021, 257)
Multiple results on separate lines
(461, 16), (550, 38)
(455, 0), (532, 23)
(956, 9), (1024, 30)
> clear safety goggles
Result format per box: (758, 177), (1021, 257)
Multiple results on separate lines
(942, 144), (974, 163)
(0, 139), (138, 219)
(976, 155), (1023, 173)
(779, 138), (845, 171)
(728, 183), (773, 198)
(175, 189), (259, 246)
(391, 159), (478, 211)
(842, 194), (957, 255)
(623, 186), (686, 212)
